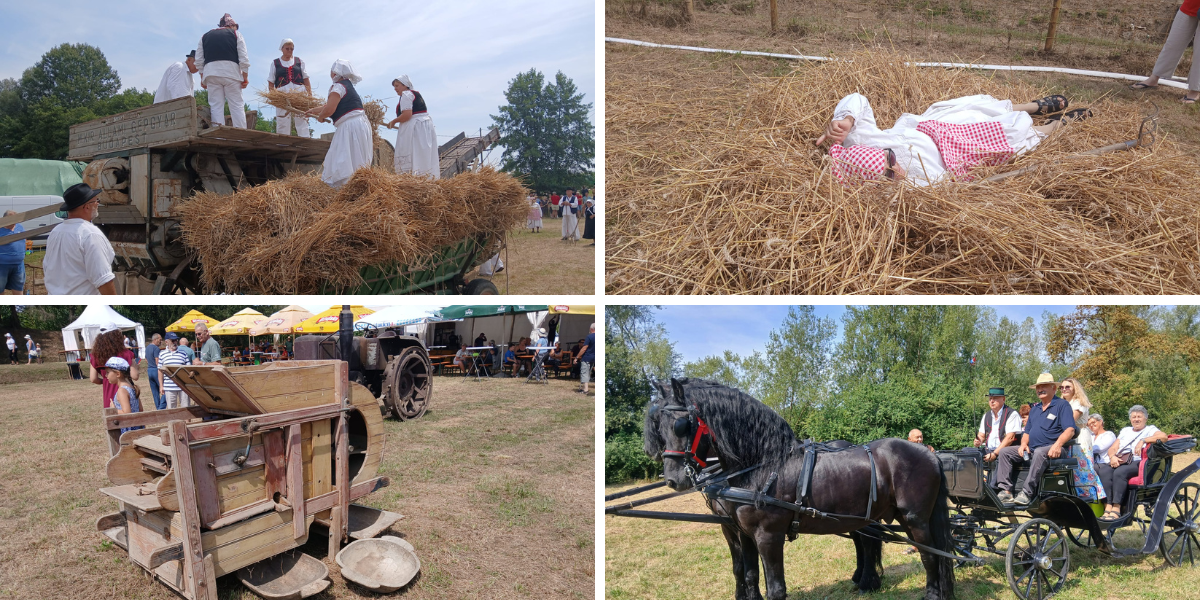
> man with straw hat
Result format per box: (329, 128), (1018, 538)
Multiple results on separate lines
(267, 39), (311, 137)
(306, 59), (373, 188)
(816, 92), (1091, 186)
(195, 13), (250, 128)
(993, 373), (1076, 506)
(153, 50), (198, 104)
(386, 75), (439, 178)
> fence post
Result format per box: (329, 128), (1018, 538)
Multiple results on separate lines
(771, 0), (779, 32)
(1044, 0), (1063, 51)
(683, 0), (694, 21)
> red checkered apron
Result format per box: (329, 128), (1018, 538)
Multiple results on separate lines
(915, 120), (1015, 180)
(828, 144), (888, 185)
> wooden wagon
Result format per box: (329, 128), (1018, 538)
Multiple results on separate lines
(96, 359), (402, 599)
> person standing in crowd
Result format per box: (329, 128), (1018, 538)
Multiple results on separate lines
(527, 193), (543, 233)
(24, 335), (34, 365)
(159, 333), (190, 409)
(195, 323), (221, 365)
(561, 188), (580, 241)
(308, 60), (373, 188)
(550, 191), (561, 218)
(44, 183), (116, 295)
(179, 336), (196, 364)
(1131, 0), (1200, 103)
(267, 39), (311, 136)
(153, 50), (198, 104)
(196, 13), (250, 128)
(32, 343), (42, 364)
(5, 333), (16, 365)
(89, 326), (138, 409)
(387, 75), (439, 178)
(0, 210), (26, 294)
(106, 357), (144, 434)
(582, 199), (595, 246)
(145, 333), (164, 410)
(574, 323), (595, 395)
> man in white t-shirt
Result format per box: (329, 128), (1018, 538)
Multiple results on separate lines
(974, 387), (1023, 463)
(159, 333), (191, 408)
(44, 183), (116, 295)
(153, 50), (198, 104)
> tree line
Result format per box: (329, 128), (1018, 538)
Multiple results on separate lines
(8, 306), (286, 338)
(605, 305), (1200, 483)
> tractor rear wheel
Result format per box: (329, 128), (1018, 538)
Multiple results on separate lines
(382, 347), (433, 420)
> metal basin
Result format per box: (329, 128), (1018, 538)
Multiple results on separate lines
(237, 549), (330, 600)
(336, 535), (420, 592)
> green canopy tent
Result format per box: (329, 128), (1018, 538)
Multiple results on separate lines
(436, 305), (549, 347)
(0, 159), (84, 196)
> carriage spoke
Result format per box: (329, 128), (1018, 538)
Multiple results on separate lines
(1169, 529), (1187, 555)
(1034, 570), (1043, 600)
(1044, 537), (1063, 555)
(1020, 567), (1036, 599)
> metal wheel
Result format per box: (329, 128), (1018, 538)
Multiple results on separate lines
(1065, 527), (1095, 549)
(464, 278), (499, 295)
(1006, 518), (1069, 600)
(382, 347), (433, 420)
(1160, 482), (1200, 567)
(950, 511), (979, 568)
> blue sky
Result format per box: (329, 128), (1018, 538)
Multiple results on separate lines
(655, 305), (1078, 364)
(0, 0), (595, 156)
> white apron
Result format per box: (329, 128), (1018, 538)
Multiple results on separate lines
(394, 113), (440, 178)
(322, 111), (373, 188)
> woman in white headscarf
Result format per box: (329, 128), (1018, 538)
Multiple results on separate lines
(386, 75), (440, 178)
(306, 60), (373, 188)
(267, 38), (311, 137)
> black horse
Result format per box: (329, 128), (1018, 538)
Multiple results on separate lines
(644, 378), (955, 600)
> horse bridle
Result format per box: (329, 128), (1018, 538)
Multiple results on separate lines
(654, 403), (715, 479)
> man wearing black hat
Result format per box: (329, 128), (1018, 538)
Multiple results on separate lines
(43, 183), (116, 295)
(974, 387), (1023, 463)
(153, 50), (199, 104)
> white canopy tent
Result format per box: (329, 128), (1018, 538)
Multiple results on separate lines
(61, 305), (146, 360)
(354, 306), (441, 330)
(453, 310), (548, 346)
(536, 311), (593, 348)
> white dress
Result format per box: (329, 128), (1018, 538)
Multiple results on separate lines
(560, 196), (580, 240)
(393, 90), (440, 179)
(834, 93), (1046, 186)
(321, 83), (374, 189)
(1069, 400), (1093, 452)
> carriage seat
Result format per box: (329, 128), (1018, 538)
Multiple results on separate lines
(1127, 434), (1194, 487)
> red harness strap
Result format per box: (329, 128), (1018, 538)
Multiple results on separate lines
(662, 416), (712, 468)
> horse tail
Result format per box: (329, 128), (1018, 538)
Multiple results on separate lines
(930, 461), (956, 600)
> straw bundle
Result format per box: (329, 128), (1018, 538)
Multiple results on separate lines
(363, 97), (387, 137)
(178, 167), (528, 294)
(256, 89), (323, 116)
(607, 50), (1200, 294)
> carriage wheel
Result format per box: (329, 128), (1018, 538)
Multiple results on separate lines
(1006, 519), (1069, 600)
(1160, 482), (1200, 567)
(950, 511), (979, 568)
(1065, 527), (1095, 550)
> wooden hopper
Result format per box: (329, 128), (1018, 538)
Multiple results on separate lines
(96, 360), (399, 600)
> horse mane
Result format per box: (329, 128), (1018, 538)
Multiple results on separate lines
(648, 378), (799, 478)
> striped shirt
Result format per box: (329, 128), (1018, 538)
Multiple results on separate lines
(159, 349), (189, 392)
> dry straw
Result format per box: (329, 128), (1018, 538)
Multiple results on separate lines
(363, 97), (387, 136)
(606, 50), (1200, 294)
(178, 167), (528, 294)
(256, 89), (324, 116)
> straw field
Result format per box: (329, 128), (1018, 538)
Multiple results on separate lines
(178, 167), (528, 294)
(606, 49), (1200, 294)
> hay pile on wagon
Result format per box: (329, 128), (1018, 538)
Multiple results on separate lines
(178, 167), (528, 294)
(606, 50), (1200, 294)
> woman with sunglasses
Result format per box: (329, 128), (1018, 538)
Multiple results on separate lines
(1060, 377), (1094, 450)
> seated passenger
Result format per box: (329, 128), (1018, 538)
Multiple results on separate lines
(907, 428), (934, 452)
(994, 373), (1076, 506)
(974, 387), (1022, 463)
(1061, 377), (1094, 450)
(1087, 414), (1115, 465)
(1019, 404), (1031, 429)
(1096, 405), (1168, 520)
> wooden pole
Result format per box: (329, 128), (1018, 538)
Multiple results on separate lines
(1044, 0), (1063, 52)
(683, 0), (694, 22)
(770, 0), (778, 32)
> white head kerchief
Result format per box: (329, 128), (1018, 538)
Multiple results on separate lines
(397, 75), (413, 89)
(279, 38), (294, 51)
(330, 59), (362, 84)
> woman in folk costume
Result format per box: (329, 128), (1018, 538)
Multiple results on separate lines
(267, 39), (312, 137)
(306, 60), (374, 188)
(527, 193), (543, 233)
(386, 75), (440, 178)
(817, 93), (1090, 186)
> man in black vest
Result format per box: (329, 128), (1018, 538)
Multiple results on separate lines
(195, 13), (250, 128)
(974, 387), (1022, 463)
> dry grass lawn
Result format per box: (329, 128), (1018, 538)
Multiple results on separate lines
(0, 373), (594, 599)
(606, 451), (1200, 599)
(485, 217), (596, 295)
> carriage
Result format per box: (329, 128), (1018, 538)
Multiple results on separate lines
(938, 435), (1199, 600)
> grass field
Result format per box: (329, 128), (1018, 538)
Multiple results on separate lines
(484, 217), (596, 295)
(0, 374), (594, 599)
(605, 452), (1200, 600)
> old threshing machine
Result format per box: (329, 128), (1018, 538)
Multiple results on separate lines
(96, 317), (409, 599)
(64, 96), (501, 294)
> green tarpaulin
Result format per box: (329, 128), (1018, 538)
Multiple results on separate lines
(437, 304), (549, 320)
(0, 158), (84, 196)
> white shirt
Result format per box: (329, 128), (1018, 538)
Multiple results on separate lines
(329, 83), (364, 126)
(5, 337), (13, 351)
(153, 62), (194, 104)
(1114, 425), (1161, 463)
(976, 406), (1023, 451)
(1091, 430), (1116, 462)
(44, 218), (115, 295)
(195, 29), (250, 84)
(267, 57), (307, 88)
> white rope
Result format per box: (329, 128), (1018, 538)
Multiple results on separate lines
(605, 37), (1192, 90)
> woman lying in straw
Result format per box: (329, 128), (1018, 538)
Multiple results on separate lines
(816, 93), (1091, 185)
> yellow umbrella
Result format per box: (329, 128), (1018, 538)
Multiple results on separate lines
(165, 309), (219, 333)
(210, 308), (268, 335)
(294, 305), (375, 333)
(548, 305), (594, 315)
(250, 305), (316, 335)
